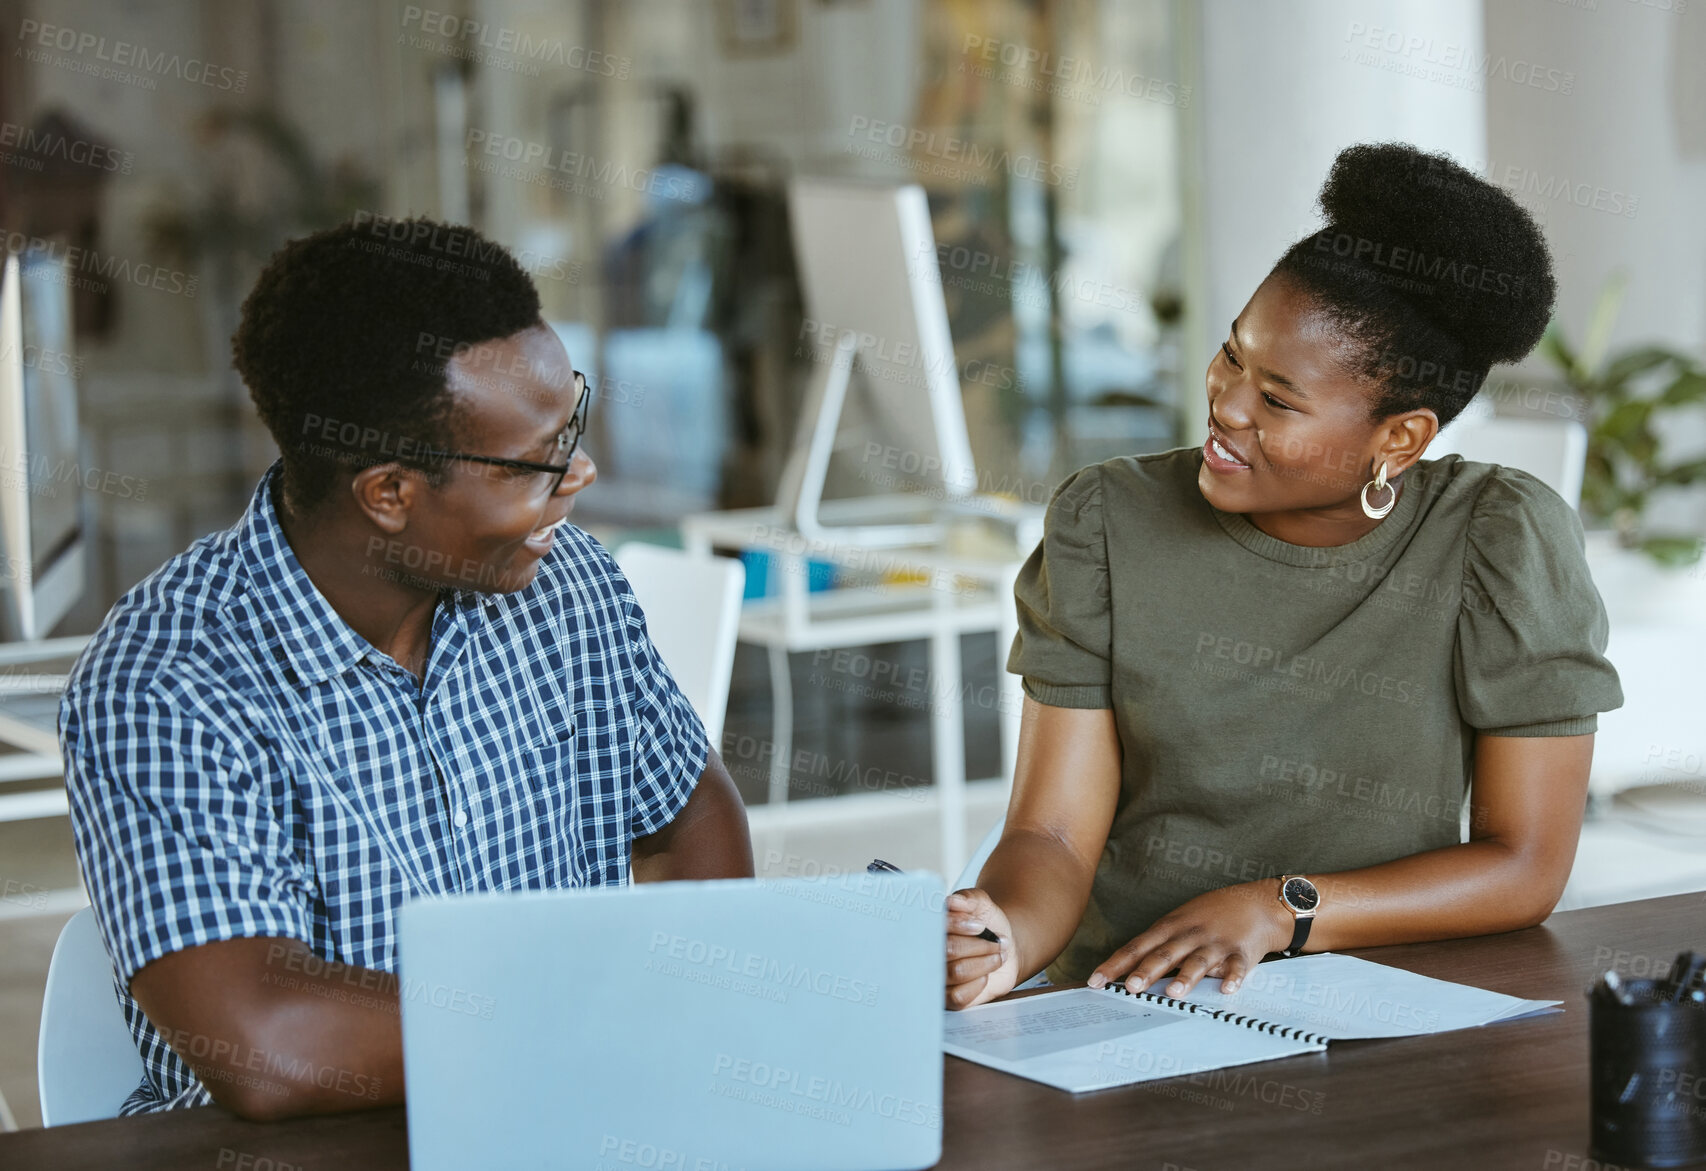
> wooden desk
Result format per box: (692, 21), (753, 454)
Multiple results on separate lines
(4, 892), (1702, 1170)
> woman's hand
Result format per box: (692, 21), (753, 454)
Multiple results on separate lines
(1089, 882), (1292, 998)
(945, 888), (1021, 1009)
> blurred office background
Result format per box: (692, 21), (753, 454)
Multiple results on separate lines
(1, 0), (1705, 1128)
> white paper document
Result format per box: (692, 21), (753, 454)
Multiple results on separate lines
(944, 953), (1561, 1093)
(943, 987), (1325, 1093)
(1132, 952), (1562, 1040)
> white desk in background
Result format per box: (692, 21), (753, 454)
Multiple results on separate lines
(681, 499), (1041, 878)
(0, 635), (89, 824)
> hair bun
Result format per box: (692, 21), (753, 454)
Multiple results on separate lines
(1313, 142), (1555, 367)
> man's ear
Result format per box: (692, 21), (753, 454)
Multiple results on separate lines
(349, 463), (421, 535)
(1378, 409), (1440, 477)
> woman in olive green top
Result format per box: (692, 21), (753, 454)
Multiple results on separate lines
(945, 143), (1622, 1008)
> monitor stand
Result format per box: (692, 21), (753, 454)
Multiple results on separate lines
(775, 330), (962, 549)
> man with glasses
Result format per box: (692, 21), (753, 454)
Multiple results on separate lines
(59, 216), (753, 1119)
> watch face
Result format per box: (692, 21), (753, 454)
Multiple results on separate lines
(1282, 877), (1320, 912)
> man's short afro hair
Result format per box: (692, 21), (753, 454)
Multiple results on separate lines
(1271, 142), (1556, 426)
(233, 215), (543, 512)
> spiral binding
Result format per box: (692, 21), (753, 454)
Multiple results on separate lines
(1100, 982), (1331, 1048)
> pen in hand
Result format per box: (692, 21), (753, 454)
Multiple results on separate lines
(869, 858), (1001, 942)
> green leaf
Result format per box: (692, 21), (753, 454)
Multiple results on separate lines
(1537, 324), (1580, 381)
(1659, 370), (1706, 407)
(1655, 458), (1706, 487)
(1597, 398), (1653, 441)
(1639, 535), (1705, 568)
(1601, 347), (1681, 388)
(1580, 452), (1640, 522)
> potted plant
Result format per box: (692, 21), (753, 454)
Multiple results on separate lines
(1539, 274), (1706, 625)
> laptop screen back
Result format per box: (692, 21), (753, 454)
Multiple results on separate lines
(400, 873), (945, 1171)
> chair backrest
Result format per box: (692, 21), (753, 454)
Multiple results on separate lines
(612, 544), (745, 747)
(38, 905), (143, 1125)
(954, 816), (1005, 892)
(1429, 415), (1588, 509)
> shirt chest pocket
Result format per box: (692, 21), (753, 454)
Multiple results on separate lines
(501, 659), (577, 749)
(508, 733), (593, 883)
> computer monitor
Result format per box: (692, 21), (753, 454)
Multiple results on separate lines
(0, 249), (85, 641)
(779, 179), (979, 546)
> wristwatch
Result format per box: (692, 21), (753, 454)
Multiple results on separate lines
(1276, 875), (1321, 957)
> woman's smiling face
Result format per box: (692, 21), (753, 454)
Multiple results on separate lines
(1197, 274), (1434, 526)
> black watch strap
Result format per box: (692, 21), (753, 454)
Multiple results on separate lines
(1284, 915), (1312, 957)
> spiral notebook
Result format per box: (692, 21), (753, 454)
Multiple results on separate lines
(942, 952), (1561, 1093)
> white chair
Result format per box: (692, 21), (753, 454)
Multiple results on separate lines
(1429, 415), (1588, 508)
(954, 815), (1005, 891)
(38, 905), (143, 1125)
(612, 543), (746, 746)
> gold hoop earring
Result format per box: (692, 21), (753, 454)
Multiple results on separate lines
(1361, 461), (1395, 520)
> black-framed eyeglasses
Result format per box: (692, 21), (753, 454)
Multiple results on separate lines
(430, 370), (589, 495)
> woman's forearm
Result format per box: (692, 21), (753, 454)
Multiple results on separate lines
(976, 826), (1102, 982)
(1291, 836), (1567, 952)
(945, 700), (1122, 1006)
(1297, 733), (1592, 951)
(971, 700), (1124, 981)
(1075, 736), (1595, 998)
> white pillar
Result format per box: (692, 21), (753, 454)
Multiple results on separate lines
(1177, 0), (1487, 442)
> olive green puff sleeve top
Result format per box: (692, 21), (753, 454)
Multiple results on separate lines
(1007, 449), (1623, 984)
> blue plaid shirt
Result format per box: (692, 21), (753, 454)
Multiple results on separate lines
(59, 465), (708, 1113)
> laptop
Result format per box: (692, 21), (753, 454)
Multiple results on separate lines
(399, 873), (945, 1171)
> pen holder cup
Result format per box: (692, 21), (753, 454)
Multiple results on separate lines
(1589, 981), (1706, 1168)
